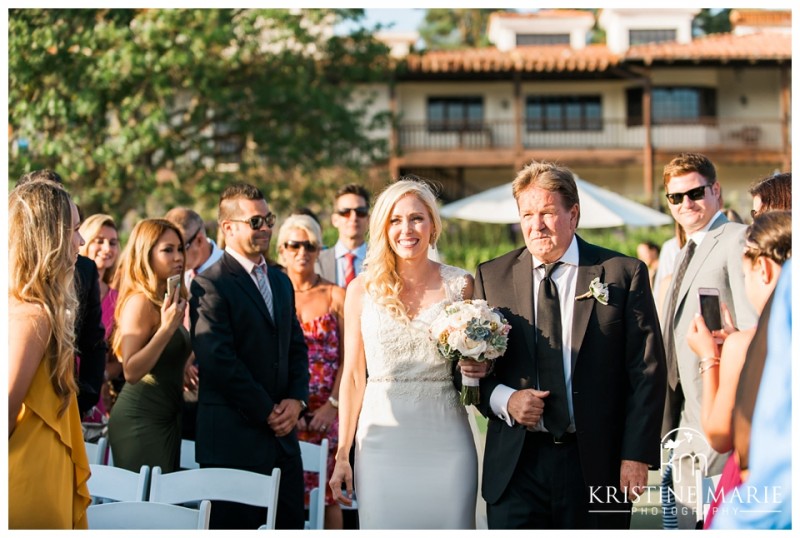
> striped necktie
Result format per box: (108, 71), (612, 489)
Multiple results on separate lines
(252, 264), (274, 319)
(344, 252), (356, 287)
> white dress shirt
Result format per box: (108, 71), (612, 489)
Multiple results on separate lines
(224, 246), (273, 310)
(490, 235), (580, 433)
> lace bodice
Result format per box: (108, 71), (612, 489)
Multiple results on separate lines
(361, 264), (469, 404)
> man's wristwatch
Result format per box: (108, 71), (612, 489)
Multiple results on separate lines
(328, 396), (339, 409)
(298, 399), (308, 415)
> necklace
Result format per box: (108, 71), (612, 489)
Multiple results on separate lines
(295, 275), (321, 293)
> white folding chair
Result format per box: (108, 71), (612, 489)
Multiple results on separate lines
(180, 438), (199, 470)
(87, 500), (211, 529)
(88, 464), (149, 505)
(299, 439), (329, 530)
(149, 466), (281, 530)
(84, 437), (108, 465)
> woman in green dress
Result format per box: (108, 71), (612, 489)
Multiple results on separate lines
(108, 219), (191, 473)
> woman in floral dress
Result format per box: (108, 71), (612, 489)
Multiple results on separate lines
(278, 214), (345, 529)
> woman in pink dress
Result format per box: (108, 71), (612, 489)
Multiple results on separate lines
(79, 214), (121, 418)
(278, 214), (345, 530)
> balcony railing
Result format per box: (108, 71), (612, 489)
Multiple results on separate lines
(396, 117), (789, 152)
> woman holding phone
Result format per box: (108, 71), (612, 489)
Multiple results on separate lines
(107, 219), (190, 473)
(686, 211), (791, 528)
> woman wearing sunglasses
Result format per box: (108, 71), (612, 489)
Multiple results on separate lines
(277, 214), (345, 530)
(107, 219), (190, 473)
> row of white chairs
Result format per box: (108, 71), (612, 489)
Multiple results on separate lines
(84, 438), (328, 530)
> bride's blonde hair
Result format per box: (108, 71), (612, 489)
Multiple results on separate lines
(362, 177), (442, 321)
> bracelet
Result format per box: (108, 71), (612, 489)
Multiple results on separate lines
(699, 360), (720, 374)
(698, 356), (719, 368)
(328, 396), (340, 409)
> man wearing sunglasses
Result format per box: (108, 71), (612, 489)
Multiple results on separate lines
(659, 153), (757, 529)
(190, 183), (309, 530)
(318, 184), (371, 288)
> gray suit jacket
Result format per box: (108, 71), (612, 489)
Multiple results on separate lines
(317, 247), (337, 285)
(662, 214), (757, 476)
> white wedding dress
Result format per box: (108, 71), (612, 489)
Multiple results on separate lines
(355, 264), (478, 529)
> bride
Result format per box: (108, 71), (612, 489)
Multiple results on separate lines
(329, 177), (490, 529)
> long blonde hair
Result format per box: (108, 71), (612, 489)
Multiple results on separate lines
(112, 219), (186, 359)
(362, 178), (442, 320)
(79, 213), (120, 286)
(8, 181), (78, 415)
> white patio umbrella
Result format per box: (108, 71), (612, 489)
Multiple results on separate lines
(439, 176), (672, 228)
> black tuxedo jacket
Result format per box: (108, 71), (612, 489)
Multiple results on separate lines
(74, 254), (107, 415)
(190, 252), (309, 468)
(474, 237), (666, 504)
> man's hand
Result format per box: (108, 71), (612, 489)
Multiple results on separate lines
(620, 460), (649, 502)
(507, 389), (549, 428)
(267, 399), (304, 437)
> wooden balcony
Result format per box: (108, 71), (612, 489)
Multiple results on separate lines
(393, 117), (790, 168)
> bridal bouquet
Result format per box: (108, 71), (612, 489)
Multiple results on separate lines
(430, 299), (511, 405)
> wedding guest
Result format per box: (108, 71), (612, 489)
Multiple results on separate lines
(164, 207), (224, 441)
(749, 172), (791, 218)
(78, 214), (122, 417)
(318, 184), (371, 287)
(329, 178), (491, 529)
(17, 169), (107, 418)
(686, 211), (791, 528)
(9, 180), (91, 528)
(660, 153), (757, 529)
(473, 161), (666, 529)
(107, 219), (190, 473)
(711, 259), (792, 530)
(190, 183), (309, 529)
(636, 240), (660, 289)
(278, 214), (345, 529)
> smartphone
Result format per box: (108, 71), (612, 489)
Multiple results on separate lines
(697, 287), (722, 332)
(166, 274), (182, 298)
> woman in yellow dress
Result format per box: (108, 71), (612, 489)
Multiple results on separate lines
(8, 180), (92, 529)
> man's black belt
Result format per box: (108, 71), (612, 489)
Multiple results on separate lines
(528, 431), (577, 444)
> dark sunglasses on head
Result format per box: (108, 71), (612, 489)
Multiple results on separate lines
(184, 228), (202, 250)
(665, 184), (711, 205)
(336, 206), (369, 218)
(230, 214), (276, 230)
(283, 240), (319, 253)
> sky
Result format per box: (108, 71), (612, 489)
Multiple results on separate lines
(362, 8), (426, 33)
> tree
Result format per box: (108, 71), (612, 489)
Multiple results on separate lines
(418, 9), (499, 50)
(693, 9), (732, 36)
(8, 9), (392, 221)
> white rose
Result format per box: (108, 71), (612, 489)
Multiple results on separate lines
(430, 317), (452, 340)
(448, 331), (488, 359)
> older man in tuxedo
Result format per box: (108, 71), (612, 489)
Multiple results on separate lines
(473, 161), (666, 529)
(190, 183), (309, 529)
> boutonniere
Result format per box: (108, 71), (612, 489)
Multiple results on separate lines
(575, 277), (609, 305)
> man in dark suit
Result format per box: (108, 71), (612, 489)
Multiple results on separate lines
(17, 169), (107, 416)
(473, 161), (666, 529)
(190, 183), (309, 530)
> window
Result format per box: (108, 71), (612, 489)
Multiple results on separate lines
(526, 96), (602, 131)
(626, 87), (717, 126)
(427, 97), (484, 132)
(516, 34), (570, 46)
(629, 29), (677, 46)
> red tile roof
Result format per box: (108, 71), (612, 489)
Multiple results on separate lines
(405, 45), (620, 74)
(625, 32), (791, 64)
(403, 33), (790, 74)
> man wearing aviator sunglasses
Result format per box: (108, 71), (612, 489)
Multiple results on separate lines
(318, 183), (371, 288)
(660, 153), (757, 529)
(190, 183), (309, 530)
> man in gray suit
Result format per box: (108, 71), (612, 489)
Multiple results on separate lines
(317, 184), (370, 288)
(660, 153), (757, 528)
